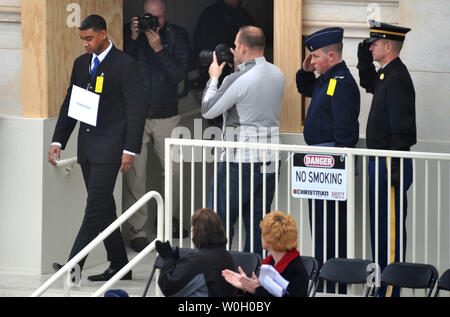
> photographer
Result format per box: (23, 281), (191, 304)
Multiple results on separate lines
(194, 0), (255, 128)
(123, 0), (190, 252)
(201, 26), (285, 256)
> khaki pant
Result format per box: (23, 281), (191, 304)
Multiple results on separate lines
(123, 115), (183, 240)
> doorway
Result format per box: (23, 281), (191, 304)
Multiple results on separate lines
(123, 0), (274, 62)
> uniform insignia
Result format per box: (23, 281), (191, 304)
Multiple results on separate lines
(380, 73), (385, 80)
(327, 78), (337, 96)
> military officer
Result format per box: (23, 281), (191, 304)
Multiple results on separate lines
(296, 27), (360, 294)
(357, 20), (416, 297)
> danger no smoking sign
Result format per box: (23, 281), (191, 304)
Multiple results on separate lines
(291, 153), (347, 201)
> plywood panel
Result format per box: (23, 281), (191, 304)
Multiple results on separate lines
(274, 0), (303, 133)
(21, 0), (48, 118)
(46, 0), (123, 119)
(22, 0), (123, 118)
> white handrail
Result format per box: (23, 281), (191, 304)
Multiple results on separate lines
(31, 191), (164, 297)
(55, 157), (78, 168)
(55, 157), (78, 176)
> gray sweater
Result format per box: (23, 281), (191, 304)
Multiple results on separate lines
(201, 57), (285, 162)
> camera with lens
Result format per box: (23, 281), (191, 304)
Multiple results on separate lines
(199, 44), (234, 67)
(138, 13), (159, 33)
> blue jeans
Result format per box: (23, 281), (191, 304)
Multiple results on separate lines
(209, 162), (277, 255)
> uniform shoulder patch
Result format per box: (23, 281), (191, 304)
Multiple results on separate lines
(327, 78), (338, 96)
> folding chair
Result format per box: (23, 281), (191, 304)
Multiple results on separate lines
(300, 256), (320, 296)
(229, 250), (262, 277)
(435, 269), (450, 297)
(378, 262), (438, 297)
(311, 258), (374, 297)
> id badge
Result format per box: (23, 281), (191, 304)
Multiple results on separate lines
(95, 75), (104, 94)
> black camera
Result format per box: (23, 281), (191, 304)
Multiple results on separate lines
(138, 14), (159, 32)
(199, 44), (234, 67)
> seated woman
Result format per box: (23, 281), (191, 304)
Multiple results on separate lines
(156, 208), (236, 297)
(222, 211), (309, 297)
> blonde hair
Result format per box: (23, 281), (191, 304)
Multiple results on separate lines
(260, 211), (298, 252)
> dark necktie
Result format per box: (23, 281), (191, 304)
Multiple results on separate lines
(90, 57), (100, 79)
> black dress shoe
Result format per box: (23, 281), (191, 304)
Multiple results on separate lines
(87, 266), (132, 282)
(52, 262), (63, 272)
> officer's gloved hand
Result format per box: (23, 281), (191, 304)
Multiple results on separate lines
(155, 240), (178, 261)
(357, 38), (373, 65)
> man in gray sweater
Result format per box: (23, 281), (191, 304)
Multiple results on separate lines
(202, 26), (285, 255)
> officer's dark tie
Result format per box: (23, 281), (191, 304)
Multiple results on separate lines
(90, 57), (100, 79)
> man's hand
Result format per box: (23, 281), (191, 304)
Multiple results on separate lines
(303, 53), (315, 72)
(130, 17), (140, 41)
(145, 27), (163, 53)
(209, 52), (226, 79)
(48, 145), (61, 166)
(121, 153), (135, 173)
(357, 38), (373, 64)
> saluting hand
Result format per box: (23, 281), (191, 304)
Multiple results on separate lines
(357, 38), (373, 64)
(303, 53), (315, 72)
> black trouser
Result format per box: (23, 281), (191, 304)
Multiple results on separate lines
(68, 161), (128, 270)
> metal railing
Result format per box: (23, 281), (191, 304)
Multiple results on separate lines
(165, 138), (450, 295)
(31, 190), (164, 297)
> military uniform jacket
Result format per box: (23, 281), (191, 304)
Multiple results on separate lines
(359, 57), (416, 151)
(296, 61), (360, 147)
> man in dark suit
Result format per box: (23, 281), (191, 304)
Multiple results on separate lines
(48, 15), (145, 281)
(357, 20), (416, 297)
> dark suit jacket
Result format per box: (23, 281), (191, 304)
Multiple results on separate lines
(362, 57), (417, 151)
(52, 44), (146, 165)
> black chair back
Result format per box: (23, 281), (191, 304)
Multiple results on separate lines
(229, 250), (262, 277)
(435, 269), (450, 297)
(379, 262), (438, 297)
(311, 258), (374, 297)
(300, 256), (320, 296)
